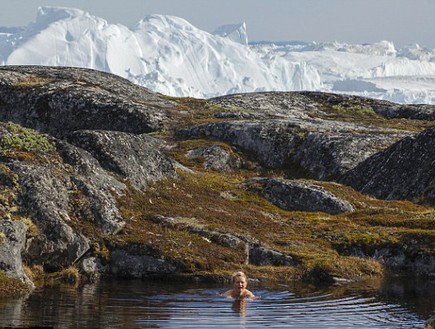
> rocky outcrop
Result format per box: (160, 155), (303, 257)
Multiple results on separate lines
(12, 162), (91, 271)
(301, 91), (435, 121)
(373, 248), (435, 277)
(208, 92), (324, 120)
(244, 178), (354, 215)
(0, 220), (33, 287)
(0, 67), (179, 277)
(186, 144), (242, 172)
(249, 244), (296, 266)
(178, 114), (406, 180)
(0, 66), (173, 137)
(67, 130), (176, 190)
(109, 249), (177, 279)
(340, 125), (435, 203)
(152, 215), (297, 267)
(56, 140), (127, 235)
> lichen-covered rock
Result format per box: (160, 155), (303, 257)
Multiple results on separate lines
(293, 132), (396, 179)
(301, 91), (435, 120)
(178, 120), (303, 169)
(57, 140), (127, 235)
(209, 91), (323, 120)
(249, 245), (296, 266)
(178, 118), (405, 179)
(212, 91), (435, 121)
(78, 256), (103, 282)
(0, 66), (172, 137)
(374, 247), (435, 277)
(12, 162), (91, 270)
(186, 144), (242, 172)
(0, 220), (33, 288)
(109, 249), (176, 278)
(340, 125), (435, 202)
(67, 130), (176, 190)
(244, 177), (354, 214)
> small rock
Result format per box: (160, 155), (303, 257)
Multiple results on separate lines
(186, 144), (242, 172)
(245, 177), (354, 215)
(0, 220), (34, 288)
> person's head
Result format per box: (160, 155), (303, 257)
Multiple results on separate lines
(232, 271), (248, 291)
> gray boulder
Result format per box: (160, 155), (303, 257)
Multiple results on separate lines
(186, 144), (242, 172)
(0, 220), (34, 287)
(178, 120), (303, 169)
(340, 125), (435, 202)
(109, 249), (176, 278)
(249, 245), (296, 266)
(67, 130), (176, 190)
(245, 177), (354, 214)
(293, 132), (396, 179)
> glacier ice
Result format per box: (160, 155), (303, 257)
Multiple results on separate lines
(212, 22), (248, 46)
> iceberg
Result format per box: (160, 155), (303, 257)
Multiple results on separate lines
(1, 6), (435, 104)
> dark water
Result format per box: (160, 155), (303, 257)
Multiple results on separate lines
(0, 277), (433, 329)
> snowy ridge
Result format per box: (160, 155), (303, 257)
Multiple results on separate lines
(1, 7), (435, 104)
(212, 22), (248, 45)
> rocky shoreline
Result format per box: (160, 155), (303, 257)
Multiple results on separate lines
(0, 66), (433, 294)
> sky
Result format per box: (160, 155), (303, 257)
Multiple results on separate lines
(1, 0), (435, 49)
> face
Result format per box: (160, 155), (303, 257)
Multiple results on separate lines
(233, 277), (247, 291)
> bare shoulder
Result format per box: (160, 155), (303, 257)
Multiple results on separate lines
(244, 290), (256, 299)
(222, 290), (233, 297)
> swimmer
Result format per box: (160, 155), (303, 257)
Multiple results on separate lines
(223, 271), (255, 300)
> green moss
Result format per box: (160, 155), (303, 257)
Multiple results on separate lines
(0, 122), (55, 159)
(332, 104), (378, 117)
(158, 97), (251, 137)
(308, 95), (432, 132)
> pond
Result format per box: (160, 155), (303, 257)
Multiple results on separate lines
(0, 276), (433, 328)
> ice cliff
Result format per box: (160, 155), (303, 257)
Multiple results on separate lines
(1, 6), (435, 104)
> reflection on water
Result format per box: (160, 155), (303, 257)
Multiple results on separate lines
(232, 299), (248, 316)
(0, 276), (433, 328)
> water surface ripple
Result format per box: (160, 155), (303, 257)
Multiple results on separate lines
(0, 279), (431, 329)
(134, 288), (423, 329)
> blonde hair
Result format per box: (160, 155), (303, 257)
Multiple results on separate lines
(232, 271), (248, 283)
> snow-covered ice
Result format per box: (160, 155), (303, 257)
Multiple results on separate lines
(1, 6), (435, 104)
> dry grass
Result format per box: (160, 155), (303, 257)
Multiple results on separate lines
(0, 272), (32, 296)
(113, 162), (435, 283)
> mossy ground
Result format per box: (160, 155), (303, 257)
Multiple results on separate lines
(305, 94), (433, 132)
(112, 95), (435, 284)
(115, 164), (434, 283)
